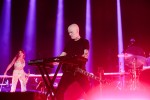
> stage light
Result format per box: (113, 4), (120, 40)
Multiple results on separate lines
(23, 0), (36, 72)
(86, 0), (92, 72)
(54, 0), (64, 57)
(117, 0), (124, 72)
(0, 0), (11, 74)
(52, 0), (64, 73)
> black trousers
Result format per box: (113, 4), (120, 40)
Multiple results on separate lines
(55, 70), (91, 100)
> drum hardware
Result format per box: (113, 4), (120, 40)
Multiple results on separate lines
(105, 72), (130, 91)
(118, 52), (147, 91)
(124, 54), (146, 91)
(129, 58), (138, 91)
(98, 68), (104, 96)
(124, 53), (146, 68)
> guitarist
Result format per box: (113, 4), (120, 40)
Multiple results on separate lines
(55, 23), (91, 100)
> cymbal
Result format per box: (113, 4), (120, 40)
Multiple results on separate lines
(124, 53), (146, 68)
(143, 66), (150, 71)
(146, 57), (150, 66)
(118, 53), (132, 58)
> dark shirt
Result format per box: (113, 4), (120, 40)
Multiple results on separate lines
(125, 45), (145, 56)
(62, 38), (89, 72)
(64, 38), (89, 57)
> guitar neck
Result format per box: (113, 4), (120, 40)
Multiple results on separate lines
(76, 68), (101, 82)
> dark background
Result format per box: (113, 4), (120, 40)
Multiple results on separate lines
(0, 0), (150, 75)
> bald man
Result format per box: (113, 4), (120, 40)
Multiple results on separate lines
(55, 23), (91, 100)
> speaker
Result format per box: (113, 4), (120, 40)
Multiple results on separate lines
(0, 91), (47, 100)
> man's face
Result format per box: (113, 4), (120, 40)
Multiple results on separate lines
(68, 25), (79, 39)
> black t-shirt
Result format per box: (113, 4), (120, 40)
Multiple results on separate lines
(62, 38), (89, 71)
(64, 38), (89, 57)
(125, 45), (145, 56)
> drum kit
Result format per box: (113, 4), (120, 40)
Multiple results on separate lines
(117, 46), (150, 91)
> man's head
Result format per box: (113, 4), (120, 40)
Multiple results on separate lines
(68, 23), (80, 41)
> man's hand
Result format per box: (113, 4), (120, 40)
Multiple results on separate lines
(52, 62), (59, 65)
(82, 49), (89, 58)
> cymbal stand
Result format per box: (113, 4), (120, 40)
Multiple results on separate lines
(98, 68), (104, 97)
(130, 57), (138, 91)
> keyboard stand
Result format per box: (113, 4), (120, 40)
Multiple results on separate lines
(36, 63), (62, 100)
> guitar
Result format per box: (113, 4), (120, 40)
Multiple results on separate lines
(75, 67), (102, 82)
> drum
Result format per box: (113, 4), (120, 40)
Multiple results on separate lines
(140, 57), (150, 85)
(139, 68), (150, 86)
(124, 45), (146, 68)
(146, 57), (150, 66)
